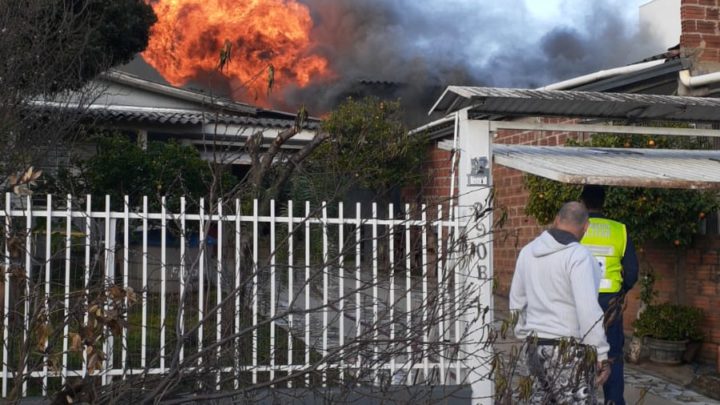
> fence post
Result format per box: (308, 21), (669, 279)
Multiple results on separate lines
(105, 196), (116, 381)
(456, 112), (494, 404)
(2, 193), (11, 397)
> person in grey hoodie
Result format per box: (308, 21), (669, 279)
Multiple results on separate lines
(510, 201), (610, 404)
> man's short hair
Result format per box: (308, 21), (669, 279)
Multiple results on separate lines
(580, 185), (605, 210)
(557, 201), (589, 227)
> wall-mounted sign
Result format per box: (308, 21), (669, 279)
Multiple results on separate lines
(468, 156), (489, 186)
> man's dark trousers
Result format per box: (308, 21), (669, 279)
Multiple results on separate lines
(599, 292), (625, 405)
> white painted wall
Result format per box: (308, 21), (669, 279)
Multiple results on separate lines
(640, 0), (681, 50)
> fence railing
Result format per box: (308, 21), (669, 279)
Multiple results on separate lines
(0, 194), (484, 400)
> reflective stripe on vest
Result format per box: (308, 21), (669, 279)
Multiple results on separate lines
(580, 217), (627, 293)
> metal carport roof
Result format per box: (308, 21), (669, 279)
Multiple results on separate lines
(430, 86), (720, 123)
(493, 144), (720, 189)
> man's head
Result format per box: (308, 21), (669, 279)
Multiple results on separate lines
(580, 185), (605, 212)
(554, 201), (590, 240)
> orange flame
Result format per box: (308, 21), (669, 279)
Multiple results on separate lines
(142, 0), (330, 106)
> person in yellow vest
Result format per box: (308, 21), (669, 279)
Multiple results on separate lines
(580, 185), (639, 405)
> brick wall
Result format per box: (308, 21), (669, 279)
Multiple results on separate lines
(423, 146), (456, 206)
(646, 0), (720, 364)
(688, 237), (720, 362)
(414, 124), (584, 295)
(681, 0), (720, 71)
(492, 120), (584, 294)
(403, 144), (457, 279)
(403, 145), (455, 204)
(632, 237), (720, 363)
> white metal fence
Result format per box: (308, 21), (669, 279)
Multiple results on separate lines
(0, 194), (486, 399)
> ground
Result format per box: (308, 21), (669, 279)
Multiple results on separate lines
(493, 295), (719, 404)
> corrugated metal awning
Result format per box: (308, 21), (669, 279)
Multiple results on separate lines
(493, 144), (720, 189)
(431, 86), (720, 123)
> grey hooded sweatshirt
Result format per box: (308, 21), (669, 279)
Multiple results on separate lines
(509, 229), (609, 361)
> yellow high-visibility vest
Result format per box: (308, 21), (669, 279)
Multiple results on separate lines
(581, 217), (627, 293)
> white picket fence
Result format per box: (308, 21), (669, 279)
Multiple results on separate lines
(0, 194), (485, 398)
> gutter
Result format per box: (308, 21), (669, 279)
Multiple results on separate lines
(538, 59), (667, 91)
(679, 69), (720, 88)
(408, 115), (456, 136)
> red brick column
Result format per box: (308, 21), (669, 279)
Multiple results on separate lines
(681, 0), (720, 71)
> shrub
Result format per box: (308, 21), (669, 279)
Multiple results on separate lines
(633, 302), (704, 341)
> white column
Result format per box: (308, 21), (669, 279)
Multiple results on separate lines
(456, 110), (494, 404)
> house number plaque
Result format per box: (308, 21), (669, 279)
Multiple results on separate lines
(467, 156), (489, 186)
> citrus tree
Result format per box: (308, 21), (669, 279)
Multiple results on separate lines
(524, 133), (719, 246)
(291, 96), (428, 204)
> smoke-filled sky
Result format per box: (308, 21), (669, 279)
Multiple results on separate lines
(125, 0), (666, 123)
(299, 0), (661, 86)
(294, 0), (662, 120)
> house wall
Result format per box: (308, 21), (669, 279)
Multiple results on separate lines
(418, 145), (456, 207)
(641, 0), (682, 50)
(402, 143), (458, 216)
(400, 143), (458, 281)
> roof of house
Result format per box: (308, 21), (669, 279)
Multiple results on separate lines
(92, 70), (321, 130)
(83, 105), (318, 130)
(429, 86), (720, 123)
(102, 70), (258, 115)
(568, 57), (688, 94)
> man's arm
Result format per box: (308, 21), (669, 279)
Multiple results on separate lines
(570, 249), (610, 361)
(621, 237), (639, 292)
(509, 254), (528, 337)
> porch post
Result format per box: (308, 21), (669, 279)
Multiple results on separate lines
(456, 110), (494, 404)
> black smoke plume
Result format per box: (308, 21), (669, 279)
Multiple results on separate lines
(125, 0), (664, 125)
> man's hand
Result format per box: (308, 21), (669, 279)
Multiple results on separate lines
(595, 360), (611, 386)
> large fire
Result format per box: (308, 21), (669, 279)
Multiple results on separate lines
(142, 0), (330, 106)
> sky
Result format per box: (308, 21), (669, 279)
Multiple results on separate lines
(525, 0), (645, 29)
